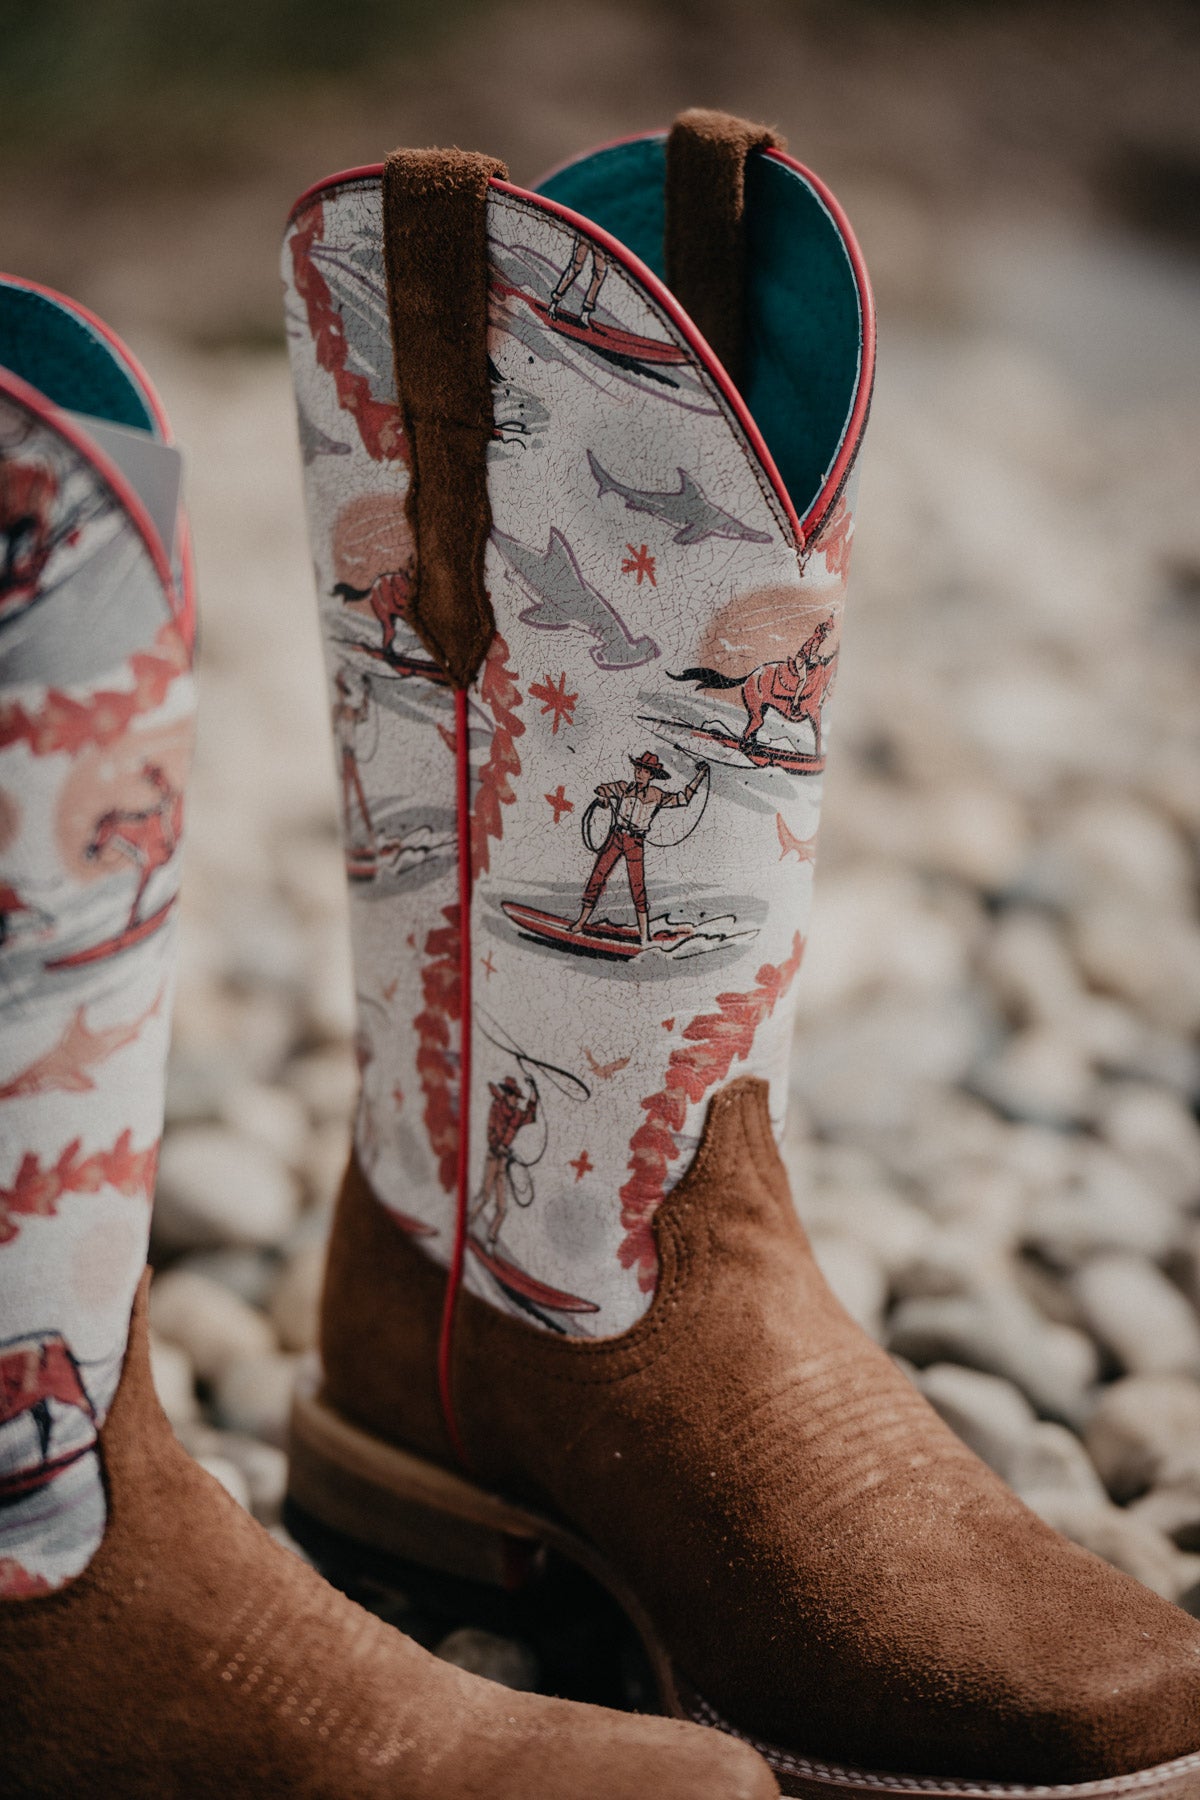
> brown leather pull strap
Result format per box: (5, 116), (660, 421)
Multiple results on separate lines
(664, 108), (784, 389)
(382, 148), (507, 689)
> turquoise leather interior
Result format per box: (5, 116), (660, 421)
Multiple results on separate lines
(536, 135), (862, 521)
(0, 280), (156, 434)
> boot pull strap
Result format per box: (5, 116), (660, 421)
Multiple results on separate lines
(664, 108), (784, 389)
(382, 147), (507, 690)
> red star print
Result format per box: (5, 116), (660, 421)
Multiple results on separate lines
(529, 671), (579, 734)
(621, 543), (657, 586)
(569, 1150), (594, 1181)
(662, 1017), (675, 1031)
(481, 950), (496, 980)
(545, 785), (574, 824)
(392, 1086), (404, 1110)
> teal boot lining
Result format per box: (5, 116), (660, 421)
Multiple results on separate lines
(536, 135), (862, 523)
(0, 281), (157, 435)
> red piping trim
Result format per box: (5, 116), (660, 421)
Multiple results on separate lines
(0, 274), (196, 648)
(0, 367), (181, 622)
(437, 686), (474, 1468)
(283, 137), (875, 548)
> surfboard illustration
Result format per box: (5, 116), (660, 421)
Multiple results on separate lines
(45, 900), (176, 971)
(490, 279), (689, 371)
(468, 1234), (600, 1316)
(355, 639), (448, 684)
(501, 901), (694, 961)
(644, 716), (826, 776)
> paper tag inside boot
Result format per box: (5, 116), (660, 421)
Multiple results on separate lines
(66, 411), (183, 563)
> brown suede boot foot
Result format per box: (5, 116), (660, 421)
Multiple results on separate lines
(295, 1082), (1200, 1799)
(0, 1277), (776, 1800)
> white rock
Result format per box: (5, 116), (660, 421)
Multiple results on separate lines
(1071, 903), (1200, 1037)
(1084, 1375), (1200, 1500)
(1034, 1496), (1191, 1602)
(150, 1267), (277, 1382)
(972, 1025), (1095, 1128)
(796, 865), (969, 1017)
(796, 1183), (932, 1282)
(918, 1362), (1035, 1480)
(148, 1331), (198, 1428)
(220, 1084), (310, 1169)
(213, 1352), (303, 1447)
(1022, 1148), (1180, 1267)
(177, 1246), (278, 1309)
(792, 992), (991, 1137)
(1129, 1486), (1200, 1552)
(304, 1119), (352, 1213)
(286, 1045), (360, 1126)
(154, 1126), (301, 1252)
(269, 1241), (326, 1353)
(1073, 1254), (1200, 1378)
(810, 1234), (887, 1339)
(174, 1424), (289, 1524)
(982, 909), (1081, 1026)
(1098, 1084), (1200, 1209)
(302, 918), (357, 1042)
(1007, 1421), (1108, 1509)
(434, 1628), (539, 1692)
(888, 1285), (1098, 1423)
(196, 1453), (252, 1511)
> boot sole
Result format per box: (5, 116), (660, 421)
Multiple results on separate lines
(287, 1384), (1200, 1800)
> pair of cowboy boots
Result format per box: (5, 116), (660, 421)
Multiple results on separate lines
(2, 109), (1199, 1800)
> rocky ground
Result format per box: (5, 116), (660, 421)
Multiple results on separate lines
(133, 204), (1200, 1692)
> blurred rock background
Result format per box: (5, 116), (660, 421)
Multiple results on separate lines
(5, 0), (1199, 1683)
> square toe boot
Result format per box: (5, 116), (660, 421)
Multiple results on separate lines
(281, 115), (1200, 1798)
(0, 280), (775, 1800)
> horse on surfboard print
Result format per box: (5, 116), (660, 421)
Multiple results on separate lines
(664, 618), (838, 772)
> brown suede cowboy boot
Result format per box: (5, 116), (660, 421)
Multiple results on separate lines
(0, 274), (775, 1800)
(282, 114), (1200, 1798)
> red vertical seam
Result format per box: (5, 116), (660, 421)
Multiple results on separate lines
(437, 686), (473, 1467)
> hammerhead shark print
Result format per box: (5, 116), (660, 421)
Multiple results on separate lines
(587, 452), (773, 547)
(492, 526), (659, 670)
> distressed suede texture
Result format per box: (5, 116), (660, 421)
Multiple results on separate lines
(665, 108), (784, 387)
(381, 148), (505, 689)
(320, 1079), (1200, 1787)
(0, 1276), (776, 1800)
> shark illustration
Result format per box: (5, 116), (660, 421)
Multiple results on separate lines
(492, 527), (659, 670)
(587, 452), (774, 547)
(297, 403), (351, 465)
